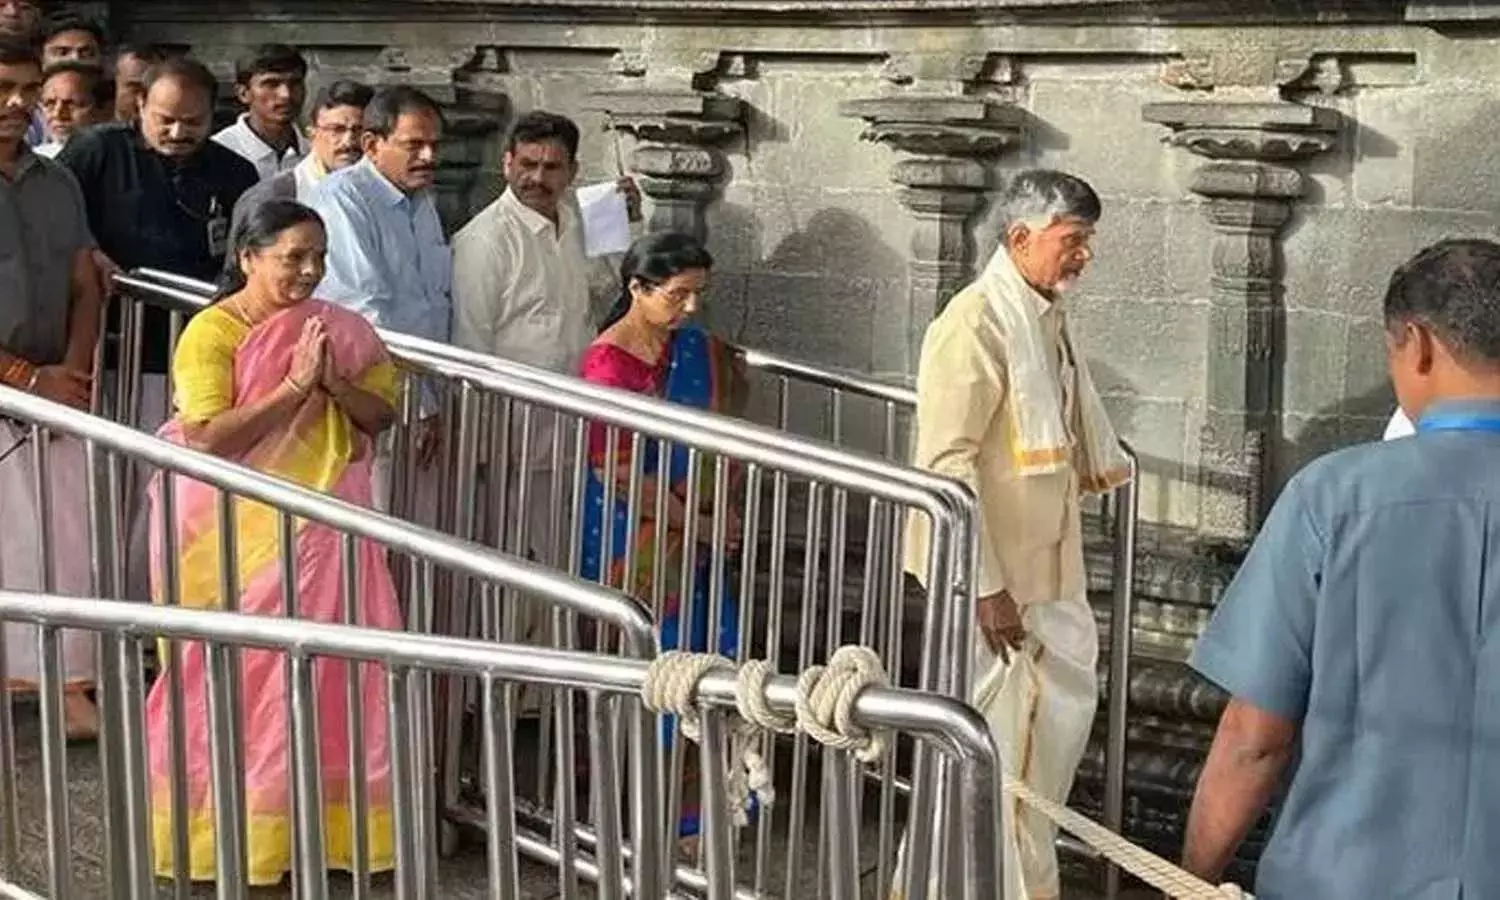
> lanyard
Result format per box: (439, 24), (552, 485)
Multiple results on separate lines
(1416, 413), (1500, 435)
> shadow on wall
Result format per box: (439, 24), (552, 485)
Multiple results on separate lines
(705, 202), (908, 449)
(708, 203), (905, 361)
(1276, 383), (1397, 486)
(1084, 360), (1397, 534)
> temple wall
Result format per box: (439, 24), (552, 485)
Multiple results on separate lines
(102, 2), (1500, 557)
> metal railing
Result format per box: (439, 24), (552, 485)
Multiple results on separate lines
(109, 268), (1139, 895)
(108, 269), (982, 899)
(0, 385), (662, 899)
(0, 591), (1005, 900)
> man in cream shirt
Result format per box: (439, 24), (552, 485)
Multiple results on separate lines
(899, 170), (1131, 900)
(452, 110), (638, 571)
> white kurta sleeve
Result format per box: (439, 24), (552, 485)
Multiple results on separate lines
(913, 318), (1010, 598)
(451, 225), (505, 354)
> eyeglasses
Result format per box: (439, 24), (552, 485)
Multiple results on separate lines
(313, 124), (360, 139)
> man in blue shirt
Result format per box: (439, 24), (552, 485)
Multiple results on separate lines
(308, 84), (449, 515)
(1184, 238), (1500, 899)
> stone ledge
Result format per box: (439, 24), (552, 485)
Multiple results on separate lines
(1406, 1), (1500, 22)
(118, 0), (1417, 26)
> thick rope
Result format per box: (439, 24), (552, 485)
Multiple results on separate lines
(640, 648), (1249, 899)
(1002, 775), (1249, 899)
(642, 648), (891, 825)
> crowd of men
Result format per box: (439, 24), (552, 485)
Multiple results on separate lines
(0, 2), (639, 737)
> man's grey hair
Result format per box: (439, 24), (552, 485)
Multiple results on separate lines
(998, 169), (1103, 235)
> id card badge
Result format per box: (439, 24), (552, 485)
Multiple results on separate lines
(207, 197), (229, 258)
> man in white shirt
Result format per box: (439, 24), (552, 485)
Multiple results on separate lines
(225, 79), (371, 272)
(211, 43), (307, 181)
(452, 110), (639, 570)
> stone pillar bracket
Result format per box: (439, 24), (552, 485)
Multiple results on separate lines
(1143, 98), (1344, 540)
(588, 88), (747, 241)
(839, 94), (1027, 371)
(839, 96), (1026, 159)
(1142, 101), (1341, 162)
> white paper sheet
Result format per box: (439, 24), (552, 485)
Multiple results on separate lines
(576, 181), (633, 258)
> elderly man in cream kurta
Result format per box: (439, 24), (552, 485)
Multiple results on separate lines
(898, 170), (1130, 900)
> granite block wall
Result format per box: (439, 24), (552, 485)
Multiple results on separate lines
(102, 1), (1500, 549)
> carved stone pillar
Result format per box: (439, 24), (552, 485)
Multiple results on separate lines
(1143, 98), (1340, 540)
(589, 49), (744, 242)
(839, 95), (1024, 369)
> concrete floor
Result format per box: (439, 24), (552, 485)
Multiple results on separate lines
(0, 703), (1156, 899)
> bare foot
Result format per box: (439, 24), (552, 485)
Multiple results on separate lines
(64, 693), (98, 741)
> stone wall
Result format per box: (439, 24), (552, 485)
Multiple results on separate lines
(99, 1), (1499, 556)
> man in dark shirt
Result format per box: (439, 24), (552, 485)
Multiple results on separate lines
(59, 55), (255, 607)
(59, 54), (256, 392)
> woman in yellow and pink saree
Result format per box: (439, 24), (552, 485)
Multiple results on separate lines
(145, 199), (402, 886)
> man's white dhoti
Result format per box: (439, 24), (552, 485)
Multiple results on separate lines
(975, 592), (1099, 899)
(891, 592), (1099, 900)
(0, 424), (98, 689)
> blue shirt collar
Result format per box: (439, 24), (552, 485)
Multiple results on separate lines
(353, 158), (415, 209)
(1415, 397), (1500, 428)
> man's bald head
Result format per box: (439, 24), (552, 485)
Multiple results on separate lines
(138, 56), (218, 159)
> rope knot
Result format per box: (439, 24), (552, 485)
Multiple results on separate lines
(640, 647), (893, 829)
(793, 646), (890, 764)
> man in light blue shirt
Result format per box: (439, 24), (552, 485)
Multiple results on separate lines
(308, 84), (450, 513)
(1183, 238), (1500, 899)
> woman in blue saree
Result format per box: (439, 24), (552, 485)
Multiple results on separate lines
(577, 231), (747, 841)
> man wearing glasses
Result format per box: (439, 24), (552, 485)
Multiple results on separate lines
(225, 79), (372, 269)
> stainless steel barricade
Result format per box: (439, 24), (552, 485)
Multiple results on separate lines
(0, 591), (1005, 900)
(108, 269), (982, 900)
(0, 385), (661, 900)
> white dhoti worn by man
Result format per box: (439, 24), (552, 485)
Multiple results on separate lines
(895, 244), (1131, 900)
(0, 423), (98, 691)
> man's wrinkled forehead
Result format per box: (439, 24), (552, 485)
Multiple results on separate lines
(42, 69), (87, 98)
(1045, 215), (1095, 238)
(509, 138), (571, 164)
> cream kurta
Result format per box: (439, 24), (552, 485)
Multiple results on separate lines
(899, 248), (1120, 900)
(903, 264), (1087, 608)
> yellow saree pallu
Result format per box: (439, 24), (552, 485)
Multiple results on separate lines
(145, 301), (402, 885)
